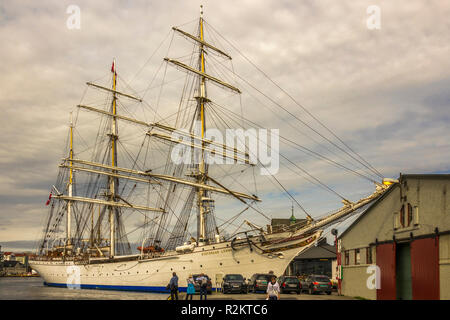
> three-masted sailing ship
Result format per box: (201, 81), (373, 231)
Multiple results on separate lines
(30, 8), (393, 292)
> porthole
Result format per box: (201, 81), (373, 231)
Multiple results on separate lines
(219, 263), (222, 266)
(251, 260), (254, 263)
(183, 267), (185, 269)
(237, 261), (240, 264)
(200, 265), (203, 268)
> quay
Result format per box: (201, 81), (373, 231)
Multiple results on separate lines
(174, 291), (355, 300)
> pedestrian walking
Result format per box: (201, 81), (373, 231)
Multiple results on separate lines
(186, 274), (195, 300)
(266, 276), (280, 300)
(197, 273), (208, 300)
(168, 272), (179, 300)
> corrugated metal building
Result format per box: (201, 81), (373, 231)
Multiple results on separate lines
(338, 174), (450, 300)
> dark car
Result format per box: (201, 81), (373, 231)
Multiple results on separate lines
(222, 274), (248, 294)
(302, 274), (332, 295)
(248, 273), (275, 293)
(277, 276), (301, 294)
(193, 274), (213, 294)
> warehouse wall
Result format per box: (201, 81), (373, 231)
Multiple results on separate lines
(339, 176), (450, 300)
(341, 264), (376, 299)
(440, 234), (450, 300)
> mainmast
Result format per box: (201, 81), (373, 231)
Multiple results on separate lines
(67, 112), (74, 248)
(162, 6), (249, 245)
(197, 6), (208, 242)
(109, 59), (118, 257)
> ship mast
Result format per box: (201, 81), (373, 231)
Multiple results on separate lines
(67, 112), (74, 248)
(109, 59), (118, 257)
(197, 6), (208, 242)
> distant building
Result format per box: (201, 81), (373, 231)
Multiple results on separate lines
(1, 260), (27, 275)
(287, 238), (337, 278)
(271, 211), (336, 278)
(338, 174), (450, 300)
(3, 252), (15, 261)
(270, 207), (307, 233)
(14, 253), (29, 271)
(0, 251), (32, 274)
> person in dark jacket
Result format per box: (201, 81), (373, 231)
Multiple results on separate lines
(197, 273), (208, 300)
(169, 272), (179, 300)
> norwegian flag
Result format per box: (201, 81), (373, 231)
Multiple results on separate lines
(111, 60), (115, 73)
(45, 192), (52, 206)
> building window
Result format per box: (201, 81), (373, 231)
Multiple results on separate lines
(394, 212), (399, 230)
(413, 206), (419, 225)
(355, 249), (360, 265)
(400, 205), (405, 228)
(366, 247), (373, 264)
(345, 251), (349, 265)
(407, 203), (413, 227)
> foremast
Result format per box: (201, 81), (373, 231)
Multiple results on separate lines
(49, 60), (163, 259)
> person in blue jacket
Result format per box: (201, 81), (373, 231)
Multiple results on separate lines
(168, 272), (179, 300)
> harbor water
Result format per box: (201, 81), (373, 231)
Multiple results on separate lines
(0, 277), (167, 300)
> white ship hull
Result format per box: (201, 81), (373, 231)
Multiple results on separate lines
(30, 230), (322, 293)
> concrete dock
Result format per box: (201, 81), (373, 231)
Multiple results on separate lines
(177, 291), (355, 300)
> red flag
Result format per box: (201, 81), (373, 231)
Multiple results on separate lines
(111, 61), (115, 73)
(45, 193), (52, 206)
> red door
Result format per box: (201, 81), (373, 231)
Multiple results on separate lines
(411, 237), (440, 300)
(376, 243), (396, 300)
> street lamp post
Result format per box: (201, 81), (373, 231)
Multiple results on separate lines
(331, 228), (341, 296)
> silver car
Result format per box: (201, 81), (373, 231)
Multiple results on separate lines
(302, 275), (332, 295)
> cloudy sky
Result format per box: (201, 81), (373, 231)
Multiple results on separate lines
(0, 0), (449, 252)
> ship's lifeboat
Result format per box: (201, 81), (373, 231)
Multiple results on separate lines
(175, 243), (195, 253)
(137, 245), (165, 253)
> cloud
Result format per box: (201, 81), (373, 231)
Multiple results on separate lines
(0, 0), (449, 247)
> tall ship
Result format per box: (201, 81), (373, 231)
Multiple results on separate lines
(30, 7), (393, 292)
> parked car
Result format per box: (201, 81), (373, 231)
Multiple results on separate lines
(277, 276), (301, 294)
(192, 274), (213, 294)
(302, 274), (332, 295)
(222, 274), (248, 294)
(248, 273), (275, 293)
